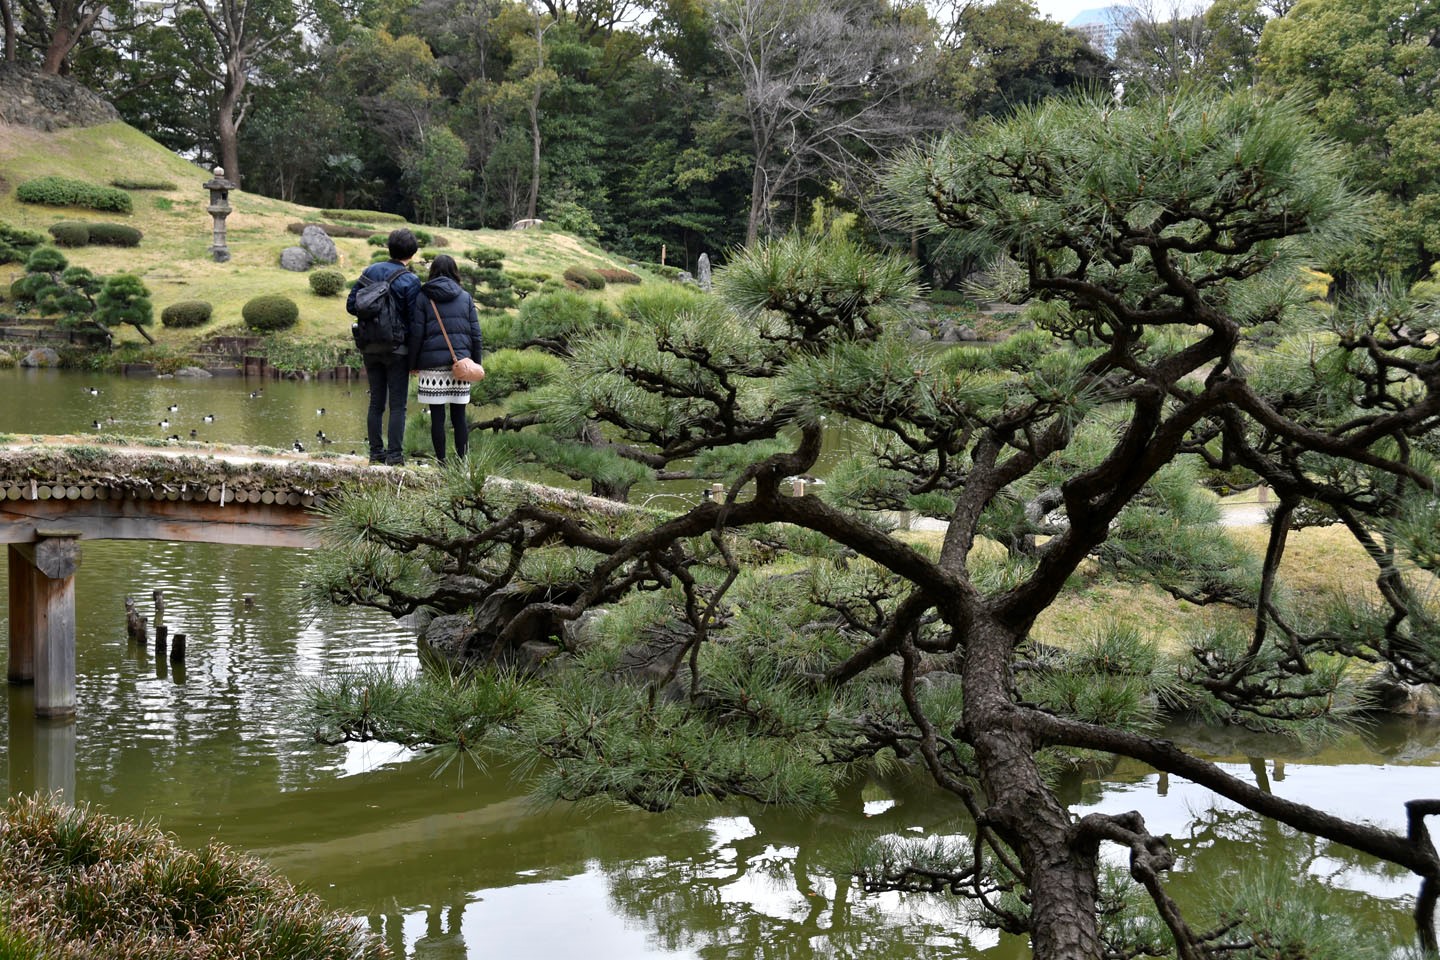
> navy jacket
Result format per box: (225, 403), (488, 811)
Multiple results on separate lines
(412, 276), (483, 371)
(345, 260), (424, 358)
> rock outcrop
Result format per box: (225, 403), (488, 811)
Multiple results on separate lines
(0, 64), (119, 131)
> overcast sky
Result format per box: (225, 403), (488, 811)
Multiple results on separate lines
(1030, 0), (1212, 25)
(1032, 0), (1105, 23)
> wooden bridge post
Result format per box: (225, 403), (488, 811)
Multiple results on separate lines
(8, 544), (36, 683)
(9, 531), (82, 718)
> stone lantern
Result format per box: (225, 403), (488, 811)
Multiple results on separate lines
(203, 167), (237, 263)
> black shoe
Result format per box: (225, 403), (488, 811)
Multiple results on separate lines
(385, 456), (405, 466)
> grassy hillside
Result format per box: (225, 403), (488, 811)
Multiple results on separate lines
(0, 120), (663, 357)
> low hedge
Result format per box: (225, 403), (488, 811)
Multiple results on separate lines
(286, 221), (373, 239)
(161, 300), (213, 328)
(47, 221), (90, 247)
(46, 221), (143, 247)
(321, 208), (406, 223)
(111, 177), (177, 190)
(16, 176), (133, 213)
(242, 294), (299, 332)
(309, 269), (347, 297)
(595, 267), (641, 285)
(563, 265), (607, 290)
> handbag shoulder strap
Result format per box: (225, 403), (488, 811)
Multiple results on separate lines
(431, 300), (459, 363)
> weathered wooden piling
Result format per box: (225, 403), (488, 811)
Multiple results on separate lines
(155, 624), (167, 659)
(123, 596), (147, 643)
(169, 633), (185, 663)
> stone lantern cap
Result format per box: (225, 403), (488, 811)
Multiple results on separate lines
(203, 167), (237, 191)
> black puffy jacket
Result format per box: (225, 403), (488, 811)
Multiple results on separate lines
(345, 260), (424, 358)
(411, 276), (483, 371)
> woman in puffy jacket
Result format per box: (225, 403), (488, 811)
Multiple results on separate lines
(412, 254), (484, 463)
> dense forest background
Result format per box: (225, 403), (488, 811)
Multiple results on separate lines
(0, 0), (1435, 280)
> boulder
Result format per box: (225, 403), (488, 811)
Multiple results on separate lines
(421, 614), (475, 663)
(1364, 669), (1440, 717)
(19, 347), (60, 368)
(173, 366), (213, 379)
(278, 246), (313, 272)
(561, 608), (609, 651)
(300, 225), (338, 265)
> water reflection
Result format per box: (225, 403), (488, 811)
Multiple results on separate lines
(0, 369), (1437, 957)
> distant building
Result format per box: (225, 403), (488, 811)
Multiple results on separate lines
(1067, 5), (1140, 56)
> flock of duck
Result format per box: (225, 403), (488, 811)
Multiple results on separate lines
(82, 386), (342, 454)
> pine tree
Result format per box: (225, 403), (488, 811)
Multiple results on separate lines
(308, 90), (1440, 959)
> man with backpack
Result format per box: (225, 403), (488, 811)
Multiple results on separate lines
(347, 228), (424, 465)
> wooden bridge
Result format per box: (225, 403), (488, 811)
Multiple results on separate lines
(0, 439), (397, 719)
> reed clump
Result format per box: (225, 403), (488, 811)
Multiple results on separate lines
(0, 793), (387, 959)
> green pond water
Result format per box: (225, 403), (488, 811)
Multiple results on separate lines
(1, 368), (1437, 958)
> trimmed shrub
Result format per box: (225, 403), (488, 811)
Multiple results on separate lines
(430, 233), (449, 248)
(638, 262), (682, 280)
(595, 267), (641, 285)
(242, 294), (299, 332)
(412, 229), (433, 246)
(286, 221), (372, 239)
(47, 221), (90, 247)
(87, 222), (143, 247)
(160, 300), (213, 328)
(309, 269), (346, 297)
(466, 246), (504, 269)
(0, 223), (45, 265)
(367, 233), (388, 247)
(563, 265), (607, 290)
(26, 247), (68, 273)
(321, 208), (406, 223)
(96, 273), (153, 333)
(16, 176), (132, 213)
(111, 177), (177, 190)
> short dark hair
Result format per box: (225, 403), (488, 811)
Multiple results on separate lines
(428, 254), (461, 283)
(387, 228), (418, 261)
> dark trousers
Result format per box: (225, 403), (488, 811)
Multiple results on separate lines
(364, 355), (409, 463)
(428, 403), (469, 462)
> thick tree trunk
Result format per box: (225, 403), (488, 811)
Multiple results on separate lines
(217, 58), (246, 185)
(963, 617), (1104, 959)
(40, 24), (74, 73)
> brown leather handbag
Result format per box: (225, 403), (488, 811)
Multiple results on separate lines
(431, 301), (485, 382)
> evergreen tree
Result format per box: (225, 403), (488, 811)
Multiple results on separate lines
(309, 89), (1440, 960)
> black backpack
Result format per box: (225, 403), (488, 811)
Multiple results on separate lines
(351, 267), (407, 350)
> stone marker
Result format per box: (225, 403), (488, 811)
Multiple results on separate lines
(697, 252), (711, 292)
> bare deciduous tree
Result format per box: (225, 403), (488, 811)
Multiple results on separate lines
(712, 0), (933, 244)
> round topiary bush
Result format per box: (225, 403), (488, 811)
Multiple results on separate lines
(160, 300), (213, 328)
(308, 269), (346, 297)
(87, 222), (143, 247)
(242, 294), (299, 332)
(47, 222), (90, 247)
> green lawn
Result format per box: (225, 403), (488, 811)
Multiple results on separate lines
(0, 120), (665, 354)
